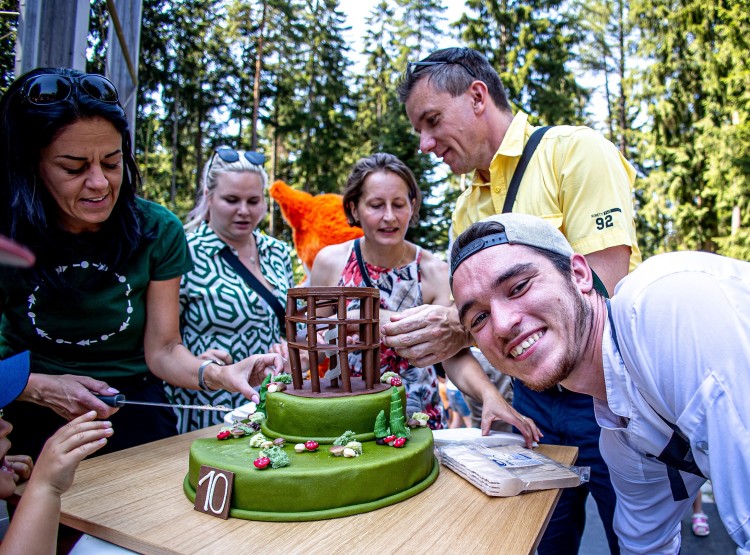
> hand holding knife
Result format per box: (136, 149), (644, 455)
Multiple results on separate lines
(95, 394), (233, 413)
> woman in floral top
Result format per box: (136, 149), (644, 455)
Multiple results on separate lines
(309, 154), (523, 431)
(167, 149), (295, 433)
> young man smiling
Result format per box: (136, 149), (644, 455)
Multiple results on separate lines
(449, 212), (750, 555)
(382, 46), (641, 554)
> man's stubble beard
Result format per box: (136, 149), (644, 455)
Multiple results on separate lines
(522, 279), (592, 392)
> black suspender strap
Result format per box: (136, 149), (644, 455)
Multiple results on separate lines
(605, 299), (704, 501)
(219, 246), (286, 337)
(503, 125), (610, 297)
(502, 126), (552, 213)
(353, 238), (376, 288)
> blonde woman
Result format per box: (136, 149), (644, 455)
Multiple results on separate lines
(168, 148), (294, 433)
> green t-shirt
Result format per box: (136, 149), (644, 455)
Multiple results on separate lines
(0, 199), (193, 378)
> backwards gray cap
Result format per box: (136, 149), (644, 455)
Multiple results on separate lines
(450, 213), (574, 278)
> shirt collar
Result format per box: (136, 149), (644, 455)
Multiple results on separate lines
(471, 111), (530, 187)
(495, 110), (530, 158)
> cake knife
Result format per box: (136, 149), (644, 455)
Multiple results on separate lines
(95, 394), (233, 412)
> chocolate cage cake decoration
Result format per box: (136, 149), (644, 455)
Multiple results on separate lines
(285, 287), (380, 394)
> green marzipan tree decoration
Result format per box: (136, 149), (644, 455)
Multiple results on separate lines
(256, 372), (273, 413)
(373, 410), (388, 439)
(388, 387), (410, 439)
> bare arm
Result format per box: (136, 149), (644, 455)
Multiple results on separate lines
(309, 242), (352, 288)
(0, 412), (111, 555)
(144, 278), (283, 403)
(584, 245), (631, 296)
(442, 349), (541, 447)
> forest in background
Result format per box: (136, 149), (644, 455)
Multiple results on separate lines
(1, 0), (749, 265)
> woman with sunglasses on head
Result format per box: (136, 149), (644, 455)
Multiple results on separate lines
(166, 148), (295, 433)
(0, 68), (283, 459)
(309, 153), (539, 437)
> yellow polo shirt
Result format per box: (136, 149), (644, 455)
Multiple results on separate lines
(452, 112), (641, 271)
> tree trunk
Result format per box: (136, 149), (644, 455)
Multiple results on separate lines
(251, 0), (268, 151)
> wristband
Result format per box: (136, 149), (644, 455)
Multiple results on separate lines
(198, 359), (222, 391)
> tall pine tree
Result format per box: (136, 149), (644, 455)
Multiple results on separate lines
(454, 0), (589, 125)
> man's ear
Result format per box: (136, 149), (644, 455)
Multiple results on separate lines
(570, 254), (594, 294)
(468, 80), (489, 114)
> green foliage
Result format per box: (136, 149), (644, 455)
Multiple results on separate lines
(86, 0), (109, 75)
(373, 410), (388, 438)
(351, 0), (453, 254)
(333, 430), (356, 446)
(260, 445), (290, 468)
(388, 386), (410, 439)
(0, 0), (18, 94)
(5, 0), (747, 262)
(631, 0), (750, 259)
(256, 372), (273, 413)
(576, 0), (637, 151)
(455, 0), (589, 124)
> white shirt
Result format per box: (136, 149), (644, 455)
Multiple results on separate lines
(597, 251), (750, 554)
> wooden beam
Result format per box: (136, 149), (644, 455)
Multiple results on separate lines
(106, 0), (143, 137)
(16, 0), (88, 75)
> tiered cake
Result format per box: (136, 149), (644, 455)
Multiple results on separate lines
(184, 382), (438, 521)
(183, 287), (438, 521)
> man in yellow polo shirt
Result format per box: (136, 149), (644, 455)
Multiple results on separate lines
(384, 47), (641, 555)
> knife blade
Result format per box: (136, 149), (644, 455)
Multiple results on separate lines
(95, 394), (233, 412)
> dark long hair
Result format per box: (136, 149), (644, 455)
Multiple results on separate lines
(0, 68), (151, 290)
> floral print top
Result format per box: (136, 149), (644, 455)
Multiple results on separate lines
(338, 239), (445, 430)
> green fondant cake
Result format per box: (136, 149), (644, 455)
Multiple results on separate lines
(184, 384), (438, 521)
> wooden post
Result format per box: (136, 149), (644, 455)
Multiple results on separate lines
(16, 0), (89, 75)
(105, 0), (143, 142)
(307, 293), (320, 393)
(285, 297), (302, 391)
(337, 293), (351, 393)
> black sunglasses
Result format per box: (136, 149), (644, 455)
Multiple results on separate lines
(407, 60), (477, 78)
(22, 74), (120, 105)
(207, 148), (266, 174)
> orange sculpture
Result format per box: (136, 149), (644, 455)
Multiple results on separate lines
(269, 180), (363, 278)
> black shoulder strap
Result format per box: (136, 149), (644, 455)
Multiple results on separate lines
(503, 125), (610, 297)
(219, 246), (286, 337)
(605, 299), (704, 501)
(353, 238), (375, 288)
(502, 125), (552, 213)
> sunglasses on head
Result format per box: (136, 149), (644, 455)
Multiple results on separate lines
(406, 60), (477, 78)
(208, 148), (266, 174)
(22, 73), (120, 106)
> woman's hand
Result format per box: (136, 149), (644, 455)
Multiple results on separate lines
(381, 304), (470, 367)
(32, 411), (113, 495)
(271, 329), (339, 374)
(480, 392), (542, 449)
(3, 454), (33, 484)
(18, 373), (121, 421)
(203, 353), (285, 403)
(198, 349), (233, 366)
(270, 341), (293, 373)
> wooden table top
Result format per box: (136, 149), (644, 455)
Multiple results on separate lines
(23, 426), (577, 555)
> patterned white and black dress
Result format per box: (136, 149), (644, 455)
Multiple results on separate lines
(167, 222), (294, 433)
(338, 239), (445, 430)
